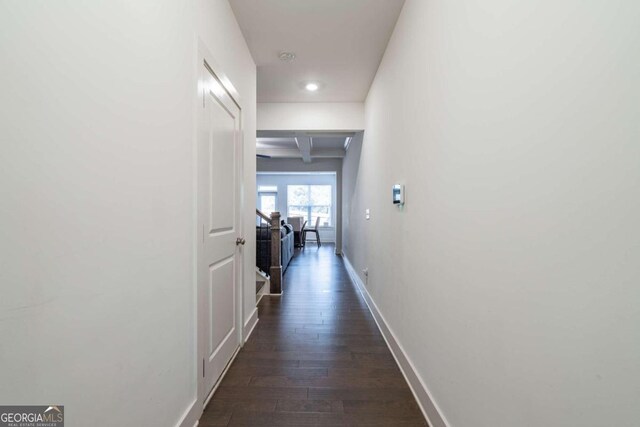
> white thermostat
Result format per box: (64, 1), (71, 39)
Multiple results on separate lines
(392, 184), (405, 205)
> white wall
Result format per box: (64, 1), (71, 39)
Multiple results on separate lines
(258, 158), (343, 252)
(0, 2), (255, 426)
(257, 173), (337, 243)
(343, 1), (640, 426)
(257, 102), (364, 131)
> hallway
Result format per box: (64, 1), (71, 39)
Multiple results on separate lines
(200, 245), (427, 426)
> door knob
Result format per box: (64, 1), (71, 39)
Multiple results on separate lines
(236, 237), (246, 246)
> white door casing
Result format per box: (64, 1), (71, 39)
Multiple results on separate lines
(197, 59), (243, 402)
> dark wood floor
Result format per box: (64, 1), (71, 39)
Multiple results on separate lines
(200, 244), (428, 426)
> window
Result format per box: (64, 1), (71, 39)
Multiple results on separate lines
(287, 185), (332, 227)
(258, 186), (277, 214)
(259, 193), (276, 214)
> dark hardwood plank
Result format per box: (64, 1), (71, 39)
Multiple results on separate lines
(206, 399), (278, 414)
(231, 358), (301, 368)
(214, 385), (308, 400)
(327, 366), (403, 378)
(249, 375), (408, 388)
(308, 386), (414, 401)
(199, 399), (277, 427)
(199, 244), (427, 427)
(342, 399), (423, 416)
(228, 366), (327, 378)
(275, 399), (343, 413)
(300, 358), (399, 369)
(226, 412), (348, 426)
(271, 343), (349, 352)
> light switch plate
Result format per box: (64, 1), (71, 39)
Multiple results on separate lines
(365, 209), (370, 220)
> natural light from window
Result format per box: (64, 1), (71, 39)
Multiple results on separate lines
(257, 186), (278, 214)
(287, 185), (332, 227)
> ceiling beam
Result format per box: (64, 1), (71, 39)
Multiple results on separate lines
(295, 134), (312, 163)
(257, 130), (356, 138)
(256, 148), (302, 158)
(311, 148), (346, 158)
(257, 148), (346, 159)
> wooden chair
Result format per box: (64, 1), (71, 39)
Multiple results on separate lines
(302, 216), (322, 248)
(299, 220), (307, 247)
(288, 216), (306, 248)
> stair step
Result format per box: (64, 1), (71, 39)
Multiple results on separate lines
(256, 280), (266, 294)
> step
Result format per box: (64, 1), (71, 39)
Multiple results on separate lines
(256, 280), (266, 294)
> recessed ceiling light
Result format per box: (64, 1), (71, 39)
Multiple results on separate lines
(305, 82), (319, 92)
(278, 51), (296, 61)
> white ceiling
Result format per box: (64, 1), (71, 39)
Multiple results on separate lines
(310, 137), (346, 150)
(257, 132), (354, 163)
(229, 0), (406, 103)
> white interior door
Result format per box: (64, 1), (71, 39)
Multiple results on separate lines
(198, 62), (242, 398)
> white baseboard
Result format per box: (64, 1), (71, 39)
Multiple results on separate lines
(176, 397), (200, 427)
(243, 307), (259, 343)
(342, 256), (449, 427)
